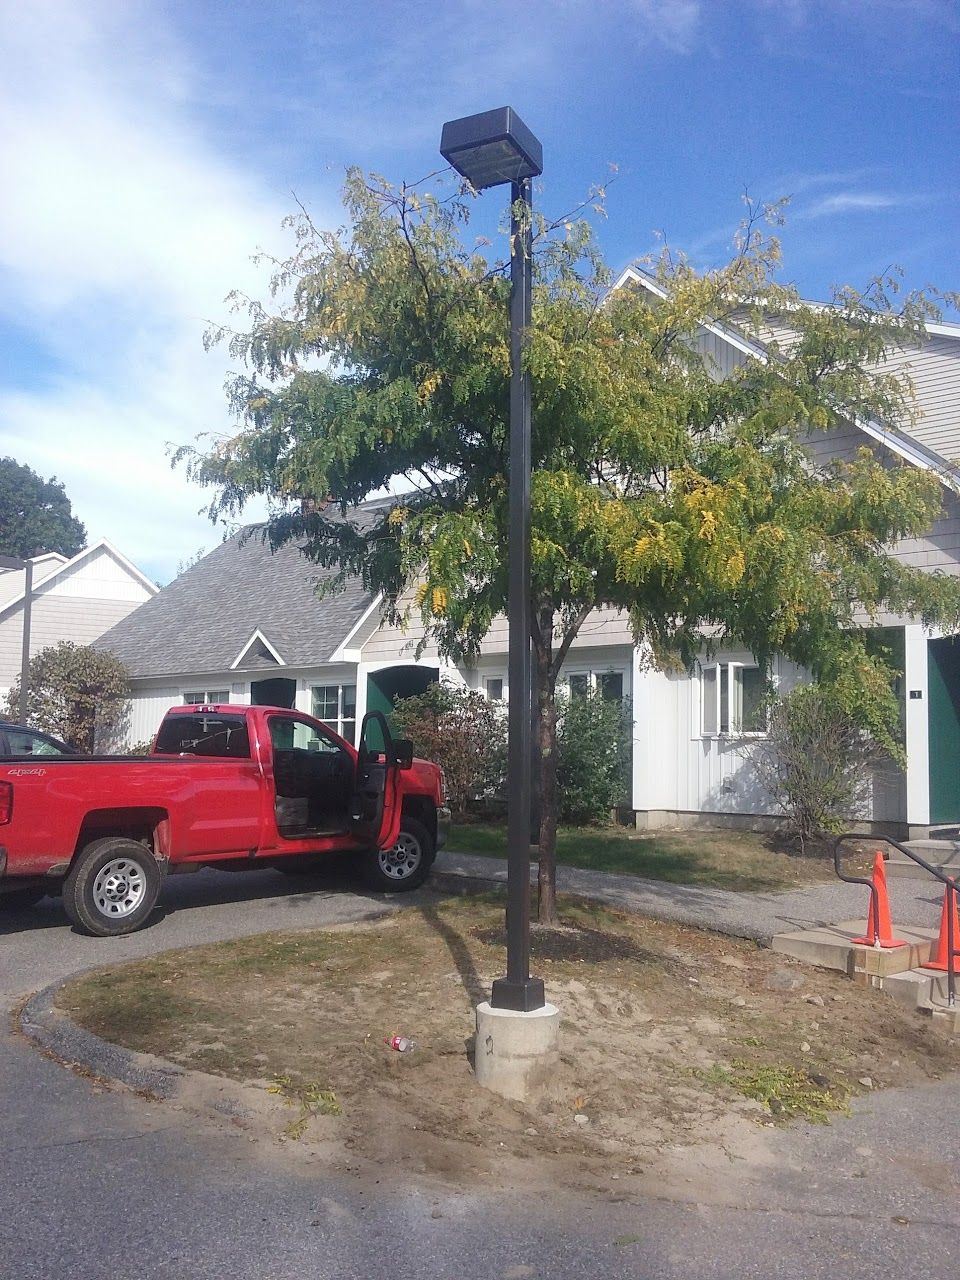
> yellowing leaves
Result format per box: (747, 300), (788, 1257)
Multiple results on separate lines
(724, 550), (746, 586)
(417, 371), (443, 403)
(414, 582), (450, 617)
(618, 526), (683, 583)
(698, 509), (718, 542)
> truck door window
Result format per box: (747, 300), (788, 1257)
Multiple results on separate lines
(269, 717), (342, 754)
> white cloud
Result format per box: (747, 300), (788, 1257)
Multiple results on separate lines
(800, 191), (927, 219)
(0, 0), (332, 581)
(629, 0), (703, 52)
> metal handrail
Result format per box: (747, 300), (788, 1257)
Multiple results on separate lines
(834, 833), (957, 1008)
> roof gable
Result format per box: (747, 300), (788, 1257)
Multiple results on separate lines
(232, 629), (285, 669)
(0, 539), (157, 622)
(97, 515), (385, 680)
(613, 266), (960, 488)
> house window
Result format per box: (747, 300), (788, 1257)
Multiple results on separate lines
(311, 683), (357, 744)
(484, 677), (504, 702)
(700, 662), (766, 736)
(565, 670), (626, 704)
(569, 674), (590, 700)
(184, 689), (229, 706)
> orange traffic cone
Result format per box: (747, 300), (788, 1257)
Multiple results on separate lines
(853, 851), (907, 948)
(921, 881), (960, 972)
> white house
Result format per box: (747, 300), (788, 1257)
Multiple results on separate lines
(97, 280), (960, 837)
(0, 541), (158, 706)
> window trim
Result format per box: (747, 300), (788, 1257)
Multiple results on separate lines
(183, 689), (230, 706)
(561, 667), (628, 704)
(484, 676), (504, 703)
(310, 682), (357, 745)
(698, 660), (767, 739)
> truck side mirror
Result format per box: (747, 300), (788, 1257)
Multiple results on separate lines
(393, 739), (414, 770)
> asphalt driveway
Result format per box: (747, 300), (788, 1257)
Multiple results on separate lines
(2, 865), (959, 1280)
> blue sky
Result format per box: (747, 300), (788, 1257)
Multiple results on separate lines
(0, 0), (957, 582)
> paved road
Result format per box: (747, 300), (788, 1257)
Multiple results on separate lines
(2, 866), (959, 1279)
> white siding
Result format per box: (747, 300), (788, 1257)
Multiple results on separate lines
(126, 686), (183, 745)
(691, 328), (748, 380)
(0, 596), (147, 689)
(42, 547), (153, 602)
(878, 336), (960, 461)
(887, 486), (960, 578)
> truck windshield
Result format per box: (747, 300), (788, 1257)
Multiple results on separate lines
(154, 714), (251, 758)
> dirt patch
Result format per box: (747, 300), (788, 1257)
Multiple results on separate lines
(58, 890), (958, 1200)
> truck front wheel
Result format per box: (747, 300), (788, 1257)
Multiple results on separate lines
(63, 838), (162, 937)
(362, 816), (434, 893)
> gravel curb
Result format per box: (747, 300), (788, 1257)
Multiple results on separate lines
(20, 976), (188, 1098)
(19, 975), (261, 1120)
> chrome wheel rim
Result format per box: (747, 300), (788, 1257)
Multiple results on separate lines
(92, 857), (147, 918)
(377, 831), (422, 882)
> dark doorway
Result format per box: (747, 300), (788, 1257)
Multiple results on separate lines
(251, 676), (297, 709)
(928, 637), (960, 824)
(366, 666), (439, 748)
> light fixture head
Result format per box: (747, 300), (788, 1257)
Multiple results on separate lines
(440, 107), (542, 190)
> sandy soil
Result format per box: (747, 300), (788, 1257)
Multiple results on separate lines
(59, 891), (959, 1201)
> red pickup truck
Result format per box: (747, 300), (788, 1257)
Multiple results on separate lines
(0, 704), (449, 936)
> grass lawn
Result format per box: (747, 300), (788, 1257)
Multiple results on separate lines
(445, 822), (848, 892)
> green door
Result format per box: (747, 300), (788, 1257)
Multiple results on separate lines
(928, 637), (960, 823)
(365, 666), (439, 752)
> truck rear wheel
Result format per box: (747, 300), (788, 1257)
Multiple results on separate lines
(63, 838), (162, 937)
(361, 815), (434, 893)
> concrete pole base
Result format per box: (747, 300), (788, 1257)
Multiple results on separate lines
(474, 1001), (560, 1102)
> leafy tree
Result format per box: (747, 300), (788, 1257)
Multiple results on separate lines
(392, 681), (506, 818)
(179, 169), (960, 922)
(4, 642), (130, 752)
(0, 457), (86, 559)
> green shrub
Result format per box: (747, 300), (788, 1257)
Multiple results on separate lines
(392, 681), (507, 818)
(4, 641), (131, 752)
(556, 688), (632, 825)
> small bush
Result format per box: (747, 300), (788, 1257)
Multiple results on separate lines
(755, 684), (882, 851)
(392, 682), (507, 818)
(4, 641), (131, 752)
(556, 688), (632, 825)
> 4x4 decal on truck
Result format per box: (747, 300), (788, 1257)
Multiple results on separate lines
(6, 767), (46, 777)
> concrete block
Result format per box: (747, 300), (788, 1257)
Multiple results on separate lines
(881, 968), (935, 1010)
(771, 921), (937, 979)
(475, 1001), (560, 1103)
(930, 1006), (960, 1033)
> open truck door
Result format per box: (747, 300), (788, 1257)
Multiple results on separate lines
(350, 711), (404, 850)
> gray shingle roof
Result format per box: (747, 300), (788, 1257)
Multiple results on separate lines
(97, 512), (386, 679)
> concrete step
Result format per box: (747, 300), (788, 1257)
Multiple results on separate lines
(883, 966), (960, 1029)
(771, 919), (938, 981)
(884, 840), (960, 881)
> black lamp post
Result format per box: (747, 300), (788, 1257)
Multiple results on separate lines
(441, 107), (545, 1013)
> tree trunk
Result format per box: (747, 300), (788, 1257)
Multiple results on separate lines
(533, 617), (559, 925)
